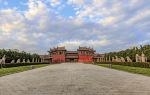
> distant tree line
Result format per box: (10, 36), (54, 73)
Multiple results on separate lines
(105, 45), (150, 62)
(0, 49), (40, 63)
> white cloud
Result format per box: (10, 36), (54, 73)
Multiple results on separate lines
(100, 16), (117, 26)
(92, 0), (105, 6)
(58, 39), (110, 49)
(49, 0), (61, 7)
(126, 8), (150, 25)
(67, 0), (84, 5)
(25, 0), (49, 20)
(0, 9), (25, 33)
(0, 0), (50, 54)
(0, 0), (150, 54)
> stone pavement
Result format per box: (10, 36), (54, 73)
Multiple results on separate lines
(0, 63), (150, 95)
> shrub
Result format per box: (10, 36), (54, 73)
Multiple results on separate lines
(0, 62), (49, 68)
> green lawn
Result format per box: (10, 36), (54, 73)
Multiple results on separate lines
(0, 64), (49, 77)
(98, 64), (150, 76)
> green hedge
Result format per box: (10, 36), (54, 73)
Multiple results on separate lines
(95, 62), (150, 68)
(0, 62), (49, 68)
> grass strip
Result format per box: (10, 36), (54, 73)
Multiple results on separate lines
(98, 64), (150, 76)
(0, 64), (49, 77)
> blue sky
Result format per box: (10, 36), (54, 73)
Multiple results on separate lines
(0, 0), (150, 54)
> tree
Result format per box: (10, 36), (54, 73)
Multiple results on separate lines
(106, 44), (150, 62)
(0, 49), (40, 63)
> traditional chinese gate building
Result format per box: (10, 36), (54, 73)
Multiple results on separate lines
(49, 47), (66, 63)
(49, 46), (97, 63)
(78, 47), (95, 62)
(66, 51), (78, 62)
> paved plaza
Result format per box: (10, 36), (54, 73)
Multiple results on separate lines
(1, 63), (150, 95)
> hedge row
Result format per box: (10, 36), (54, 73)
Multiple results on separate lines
(95, 62), (150, 68)
(0, 62), (49, 68)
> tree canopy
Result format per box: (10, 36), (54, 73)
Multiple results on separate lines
(0, 49), (40, 63)
(105, 45), (150, 61)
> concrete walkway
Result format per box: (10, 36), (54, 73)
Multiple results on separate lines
(0, 63), (150, 95)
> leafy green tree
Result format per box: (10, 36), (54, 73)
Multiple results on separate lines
(106, 45), (150, 62)
(0, 49), (40, 63)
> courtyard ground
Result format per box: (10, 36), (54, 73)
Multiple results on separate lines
(0, 63), (150, 95)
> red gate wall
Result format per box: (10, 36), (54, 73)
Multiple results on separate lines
(78, 56), (93, 62)
(52, 55), (65, 63)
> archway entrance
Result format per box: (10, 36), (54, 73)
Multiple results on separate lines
(66, 58), (78, 62)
